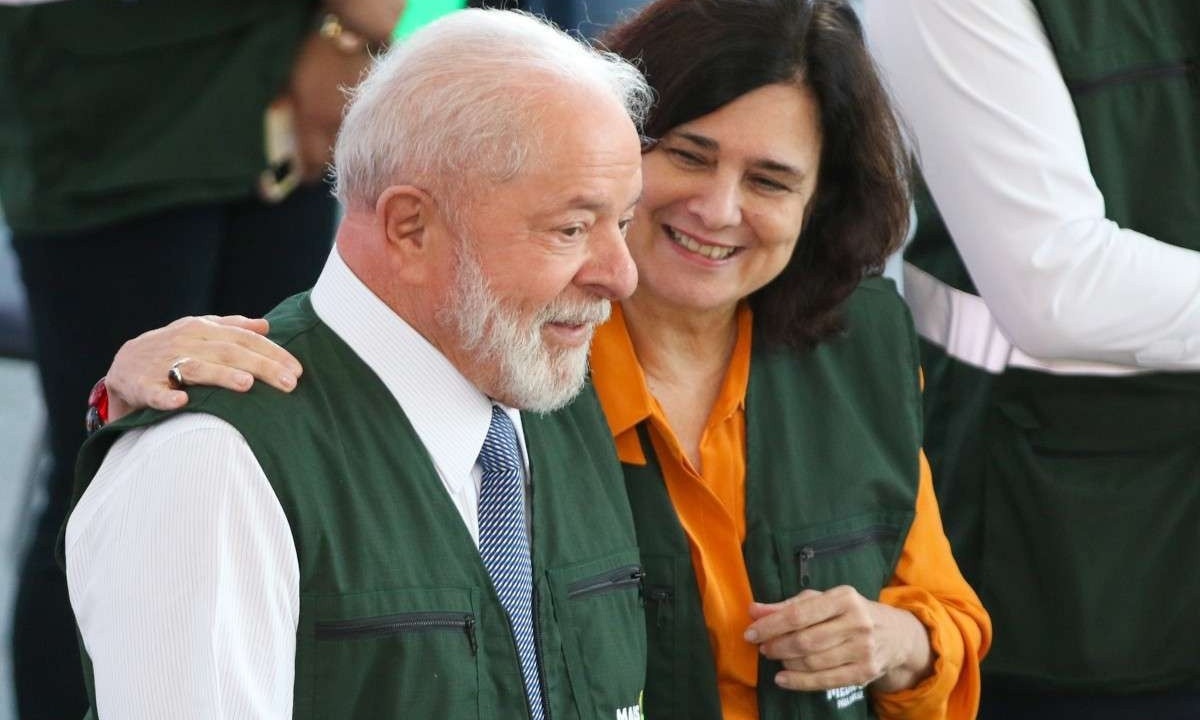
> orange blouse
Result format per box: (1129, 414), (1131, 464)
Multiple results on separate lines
(590, 302), (991, 720)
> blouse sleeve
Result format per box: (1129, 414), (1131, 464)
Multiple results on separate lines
(870, 450), (992, 720)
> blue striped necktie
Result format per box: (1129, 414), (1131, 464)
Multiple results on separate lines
(477, 405), (545, 719)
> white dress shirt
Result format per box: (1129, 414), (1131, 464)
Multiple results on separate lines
(863, 0), (1200, 373)
(65, 248), (528, 719)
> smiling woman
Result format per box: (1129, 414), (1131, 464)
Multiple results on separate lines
(96, 2), (989, 719)
(586, 3), (988, 719)
(626, 83), (821, 320)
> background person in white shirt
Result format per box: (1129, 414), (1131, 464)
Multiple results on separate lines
(63, 9), (650, 719)
(863, 1), (1200, 717)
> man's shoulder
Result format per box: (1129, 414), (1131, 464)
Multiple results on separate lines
(263, 291), (324, 348)
(68, 413), (266, 552)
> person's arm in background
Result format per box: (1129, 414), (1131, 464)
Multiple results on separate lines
(863, 0), (1200, 370)
(324, 0), (408, 43)
(286, 1), (408, 181)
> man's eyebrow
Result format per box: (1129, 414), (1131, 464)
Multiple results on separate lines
(562, 189), (642, 214)
(673, 131), (808, 182)
(563, 195), (610, 212)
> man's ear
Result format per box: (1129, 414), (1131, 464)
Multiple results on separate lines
(376, 185), (437, 282)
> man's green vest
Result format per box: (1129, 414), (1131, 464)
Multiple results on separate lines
(72, 294), (647, 719)
(908, 1), (1200, 692)
(0, 0), (311, 234)
(625, 279), (922, 720)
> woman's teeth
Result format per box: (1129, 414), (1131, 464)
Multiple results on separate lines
(667, 227), (736, 260)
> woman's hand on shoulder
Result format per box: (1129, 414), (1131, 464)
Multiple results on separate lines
(744, 586), (933, 694)
(105, 315), (304, 422)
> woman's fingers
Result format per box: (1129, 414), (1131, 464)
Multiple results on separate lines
(204, 314), (270, 334)
(104, 315), (304, 421)
(746, 586), (889, 692)
(203, 317), (304, 382)
(144, 387), (191, 412)
(170, 357), (254, 394)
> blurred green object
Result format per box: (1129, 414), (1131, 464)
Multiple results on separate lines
(392, 0), (468, 40)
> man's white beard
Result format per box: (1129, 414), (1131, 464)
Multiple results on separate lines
(439, 243), (610, 413)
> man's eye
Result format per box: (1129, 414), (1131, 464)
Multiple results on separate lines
(560, 224), (586, 239)
(618, 217), (634, 237)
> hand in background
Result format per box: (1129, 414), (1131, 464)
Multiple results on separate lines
(283, 31), (372, 183)
(284, 2), (407, 182)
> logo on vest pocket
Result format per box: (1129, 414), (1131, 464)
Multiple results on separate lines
(614, 690), (644, 719)
(826, 685), (865, 710)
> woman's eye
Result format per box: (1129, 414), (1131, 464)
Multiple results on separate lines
(666, 147), (706, 166)
(751, 176), (791, 193)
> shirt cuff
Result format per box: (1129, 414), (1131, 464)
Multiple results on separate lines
(870, 586), (964, 720)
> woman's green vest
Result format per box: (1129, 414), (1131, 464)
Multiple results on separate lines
(907, 1), (1200, 692)
(71, 294), (647, 719)
(625, 279), (922, 720)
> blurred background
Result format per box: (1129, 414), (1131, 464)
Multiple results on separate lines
(0, 214), (40, 720)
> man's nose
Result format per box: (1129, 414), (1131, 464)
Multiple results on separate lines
(576, 221), (638, 301)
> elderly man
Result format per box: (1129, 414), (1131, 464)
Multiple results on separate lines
(64, 10), (648, 719)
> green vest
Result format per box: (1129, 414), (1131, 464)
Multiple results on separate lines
(72, 294), (647, 719)
(625, 279), (921, 720)
(0, 0), (311, 234)
(907, 1), (1200, 692)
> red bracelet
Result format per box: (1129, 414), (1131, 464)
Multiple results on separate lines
(86, 377), (109, 434)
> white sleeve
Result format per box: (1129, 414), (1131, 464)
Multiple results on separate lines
(65, 414), (300, 720)
(863, 0), (1200, 369)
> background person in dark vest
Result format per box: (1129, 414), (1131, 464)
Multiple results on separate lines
(98, 2), (993, 719)
(864, 0), (1200, 717)
(62, 10), (650, 718)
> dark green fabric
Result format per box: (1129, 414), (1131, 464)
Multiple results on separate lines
(0, 0), (312, 234)
(908, 1), (1200, 692)
(72, 293), (646, 719)
(626, 278), (921, 720)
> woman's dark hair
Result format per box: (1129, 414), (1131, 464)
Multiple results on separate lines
(604, 0), (910, 349)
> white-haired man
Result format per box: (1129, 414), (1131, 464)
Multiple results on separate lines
(64, 10), (649, 719)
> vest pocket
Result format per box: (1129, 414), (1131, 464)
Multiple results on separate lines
(776, 513), (912, 600)
(546, 549), (648, 719)
(296, 588), (484, 720)
(766, 517), (909, 720)
(567, 564), (645, 600)
(979, 396), (1200, 689)
(315, 611), (477, 650)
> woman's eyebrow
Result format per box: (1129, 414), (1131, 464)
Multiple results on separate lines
(674, 131), (807, 181)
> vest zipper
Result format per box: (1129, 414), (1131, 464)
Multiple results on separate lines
(794, 525), (900, 589)
(1067, 60), (1194, 96)
(532, 585), (552, 720)
(314, 611), (477, 654)
(644, 586), (674, 629)
(566, 565), (645, 600)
